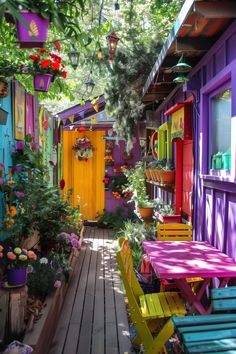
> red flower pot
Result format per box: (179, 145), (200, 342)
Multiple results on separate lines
(16, 12), (49, 48)
(155, 211), (181, 224)
(34, 74), (53, 92)
(7, 267), (27, 286)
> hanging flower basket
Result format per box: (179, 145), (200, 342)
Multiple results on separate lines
(72, 136), (94, 161)
(16, 12), (50, 48)
(34, 73), (53, 92)
(0, 79), (9, 98)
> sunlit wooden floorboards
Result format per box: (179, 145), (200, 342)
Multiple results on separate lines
(48, 226), (131, 354)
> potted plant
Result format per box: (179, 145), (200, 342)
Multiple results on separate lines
(0, 244), (37, 286)
(123, 162), (155, 219)
(159, 159), (175, 185)
(154, 204), (181, 223)
(0, 58), (21, 97)
(1, 0), (86, 48)
(28, 46), (67, 92)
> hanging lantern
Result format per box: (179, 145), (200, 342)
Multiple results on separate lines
(114, 1), (120, 10)
(172, 54), (192, 73)
(173, 74), (189, 84)
(85, 77), (95, 94)
(68, 46), (80, 70)
(97, 48), (103, 60)
(106, 31), (119, 61)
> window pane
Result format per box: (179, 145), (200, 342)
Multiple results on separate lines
(211, 89), (231, 169)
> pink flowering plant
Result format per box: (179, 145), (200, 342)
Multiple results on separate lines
(0, 244), (37, 269)
(57, 232), (81, 251)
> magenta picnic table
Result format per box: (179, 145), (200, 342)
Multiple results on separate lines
(142, 240), (236, 315)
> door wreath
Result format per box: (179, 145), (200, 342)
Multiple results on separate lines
(72, 136), (94, 161)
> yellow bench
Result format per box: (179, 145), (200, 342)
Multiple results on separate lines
(117, 237), (186, 353)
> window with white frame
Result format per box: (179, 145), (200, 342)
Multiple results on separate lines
(210, 88), (231, 170)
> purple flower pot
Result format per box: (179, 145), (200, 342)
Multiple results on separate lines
(16, 12), (49, 48)
(7, 268), (27, 286)
(34, 74), (53, 92)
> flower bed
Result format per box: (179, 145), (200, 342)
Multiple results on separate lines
(23, 225), (84, 353)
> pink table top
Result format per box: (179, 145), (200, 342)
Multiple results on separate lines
(142, 241), (236, 279)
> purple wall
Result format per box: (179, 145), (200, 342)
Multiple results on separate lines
(157, 19), (236, 260)
(104, 132), (141, 213)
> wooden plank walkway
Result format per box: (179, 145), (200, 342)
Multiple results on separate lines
(49, 226), (131, 354)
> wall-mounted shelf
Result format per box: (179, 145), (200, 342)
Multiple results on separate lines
(146, 180), (175, 192)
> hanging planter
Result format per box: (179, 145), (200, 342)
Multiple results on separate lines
(0, 79), (9, 98)
(72, 136), (94, 161)
(16, 12), (49, 48)
(34, 73), (53, 92)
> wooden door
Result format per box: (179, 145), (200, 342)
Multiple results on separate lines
(63, 130), (105, 220)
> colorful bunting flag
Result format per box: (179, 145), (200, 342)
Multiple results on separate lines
(93, 104), (99, 113)
(79, 111), (85, 119)
(69, 115), (75, 123)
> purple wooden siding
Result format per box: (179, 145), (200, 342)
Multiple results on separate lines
(105, 134), (141, 213)
(156, 19), (236, 258)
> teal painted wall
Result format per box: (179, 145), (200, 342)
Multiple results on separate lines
(0, 84), (14, 239)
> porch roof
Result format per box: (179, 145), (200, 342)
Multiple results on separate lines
(142, 0), (236, 105)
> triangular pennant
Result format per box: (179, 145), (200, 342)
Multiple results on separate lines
(91, 117), (97, 124)
(93, 104), (99, 113)
(69, 115), (75, 123)
(79, 111), (85, 119)
(57, 117), (61, 127)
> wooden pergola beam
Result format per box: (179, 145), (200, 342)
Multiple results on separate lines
(194, 1), (236, 18)
(175, 36), (217, 52)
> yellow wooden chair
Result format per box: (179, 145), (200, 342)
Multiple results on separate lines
(157, 224), (203, 292)
(117, 237), (186, 354)
(157, 223), (192, 241)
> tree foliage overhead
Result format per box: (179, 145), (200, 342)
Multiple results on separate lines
(0, 0), (183, 136)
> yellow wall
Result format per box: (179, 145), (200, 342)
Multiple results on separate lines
(63, 130), (105, 220)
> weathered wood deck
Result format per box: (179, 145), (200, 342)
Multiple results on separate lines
(49, 226), (131, 354)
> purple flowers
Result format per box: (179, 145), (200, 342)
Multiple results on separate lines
(58, 232), (80, 249)
(16, 141), (24, 150)
(15, 191), (25, 198)
(54, 280), (62, 288)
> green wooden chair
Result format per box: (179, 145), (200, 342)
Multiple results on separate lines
(117, 237), (186, 354)
(172, 286), (236, 353)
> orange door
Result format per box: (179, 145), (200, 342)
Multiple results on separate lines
(63, 130), (105, 220)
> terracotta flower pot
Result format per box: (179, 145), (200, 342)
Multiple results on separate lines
(34, 74), (53, 92)
(16, 12), (50, 48)
(159, 170), (175, 184)
(138, 207), (154, 219)
(145, 169), (152, 180)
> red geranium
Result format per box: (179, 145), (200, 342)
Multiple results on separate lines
(52, 61), (60, 70)
(28, 44), (67, 80)
(61, 71), (67, 78)
(41, 59), (51, 68)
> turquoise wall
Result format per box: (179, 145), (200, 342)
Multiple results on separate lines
(0, 84), (14, 239)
